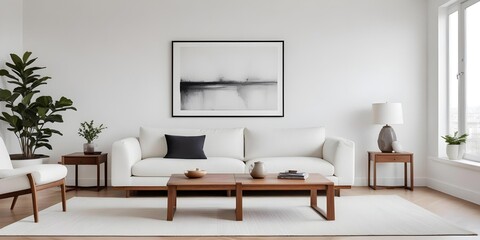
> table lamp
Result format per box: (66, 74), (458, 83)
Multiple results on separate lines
(372, 102), (403, 153)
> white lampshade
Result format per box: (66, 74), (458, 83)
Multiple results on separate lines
(372, 102), (404, 125)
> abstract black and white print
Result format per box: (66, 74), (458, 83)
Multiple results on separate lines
(172, 41), (284, 117)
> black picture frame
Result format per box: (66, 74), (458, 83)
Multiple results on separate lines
(172, 40), (284, 117)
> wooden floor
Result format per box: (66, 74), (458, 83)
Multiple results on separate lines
(0, 186), (479, 240)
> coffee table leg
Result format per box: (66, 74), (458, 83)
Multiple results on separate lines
(311, 185), (335, 221)
(326, 184), (335, 220)
(167, 186), (176, 221)
(310, 189), (317, 207)
(236, 183), (243, 221)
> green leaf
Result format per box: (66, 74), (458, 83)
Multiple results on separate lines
(35, 143), (52, 150)
(1, 112), (14, 123)
(24, 66), (44, 72)
(45, 114), (63, 123)
(0, 69), (8, 76)
(22, 92), (34, 105)
(25, 57), (37, 67)
(22, 51), (32, 62)
(35, 96), (52, 107)
(4, 73), (19, 81)
(5, 62), (19, 71)
(37, 107), (48, 117)
(50, 129), (62, 135)
(10, 53), (23, 68)
(55, 97), (74, 108)
(55, 106), (77, 112)
(0, 89), (12, 101)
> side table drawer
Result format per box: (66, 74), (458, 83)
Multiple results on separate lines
(376, 155), (411, 162)
(62, 157), (98, 165)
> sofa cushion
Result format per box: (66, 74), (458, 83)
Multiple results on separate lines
(245, 127), (325, 160)
(139, 127), (244, 160)
(244, 157), (334, 176)
(132, 157), (246, 177)
(164, 135), (207, 159)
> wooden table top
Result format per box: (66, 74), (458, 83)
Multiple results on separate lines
(167, 174), (236, 186)
(167, 173), (333, 186)
(235, 174), (333, 186)
(63, 152), (107, 157)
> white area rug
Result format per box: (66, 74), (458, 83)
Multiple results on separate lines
(0, 195), (475, 237)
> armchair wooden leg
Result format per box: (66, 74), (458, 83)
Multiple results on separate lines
(27, 173), (39, 223)
(10, 196), (18, 210)
(61, 180), (67, 212)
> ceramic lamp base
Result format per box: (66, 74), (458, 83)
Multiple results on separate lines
(378, 125), (397, 153)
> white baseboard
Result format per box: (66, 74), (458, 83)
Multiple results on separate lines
(427, 178), (480, 205)
(354, 177), (427, 187)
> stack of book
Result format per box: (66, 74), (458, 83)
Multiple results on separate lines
(278, 170), (309, 180)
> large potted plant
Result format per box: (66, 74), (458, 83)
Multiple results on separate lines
(441, 131), (468, 160)
(0, 52), (76, 167)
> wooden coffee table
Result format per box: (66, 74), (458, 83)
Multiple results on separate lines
(234, 174), (335, 221)
(166, 173), (335, 221)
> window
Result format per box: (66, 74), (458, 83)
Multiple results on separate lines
(447, 0), (480, 161)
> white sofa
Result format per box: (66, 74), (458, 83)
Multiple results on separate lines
(112, 127), (355, 194)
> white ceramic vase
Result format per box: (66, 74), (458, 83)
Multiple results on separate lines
(250, 161), (266, 179)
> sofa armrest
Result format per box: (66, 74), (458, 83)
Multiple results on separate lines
(323, 137), (355, 186)
(111, 137), (142, 186)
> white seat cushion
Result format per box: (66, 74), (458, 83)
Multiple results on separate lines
(244, 157), (334, 176)
(132, 157), (246, 177)
(0, 164), (67, 194)
(0, 164), (67, 185)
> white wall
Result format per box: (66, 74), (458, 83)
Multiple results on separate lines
(427, 0), (480, 205)
(0, 0), (23, 150)
(18, 0), (427, 186)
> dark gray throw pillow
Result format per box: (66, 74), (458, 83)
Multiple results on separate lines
(164, 135), (207, 159)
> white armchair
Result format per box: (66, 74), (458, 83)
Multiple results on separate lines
(0, 137), (67, 222)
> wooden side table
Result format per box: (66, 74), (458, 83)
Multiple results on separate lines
(368, 151), (414, 191)
(61, 152), (107, 191)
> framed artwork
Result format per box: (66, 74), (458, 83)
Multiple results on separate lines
(172, 41), (284, 117)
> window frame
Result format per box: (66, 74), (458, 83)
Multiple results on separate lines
(445, 0), (480, 162)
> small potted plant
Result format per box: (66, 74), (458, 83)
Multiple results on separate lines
(78, 120), (107, 154)
(441, 131), (468, 160)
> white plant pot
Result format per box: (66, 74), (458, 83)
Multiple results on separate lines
(10, 154), (49, 168)
(446, 145), (460, 160)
